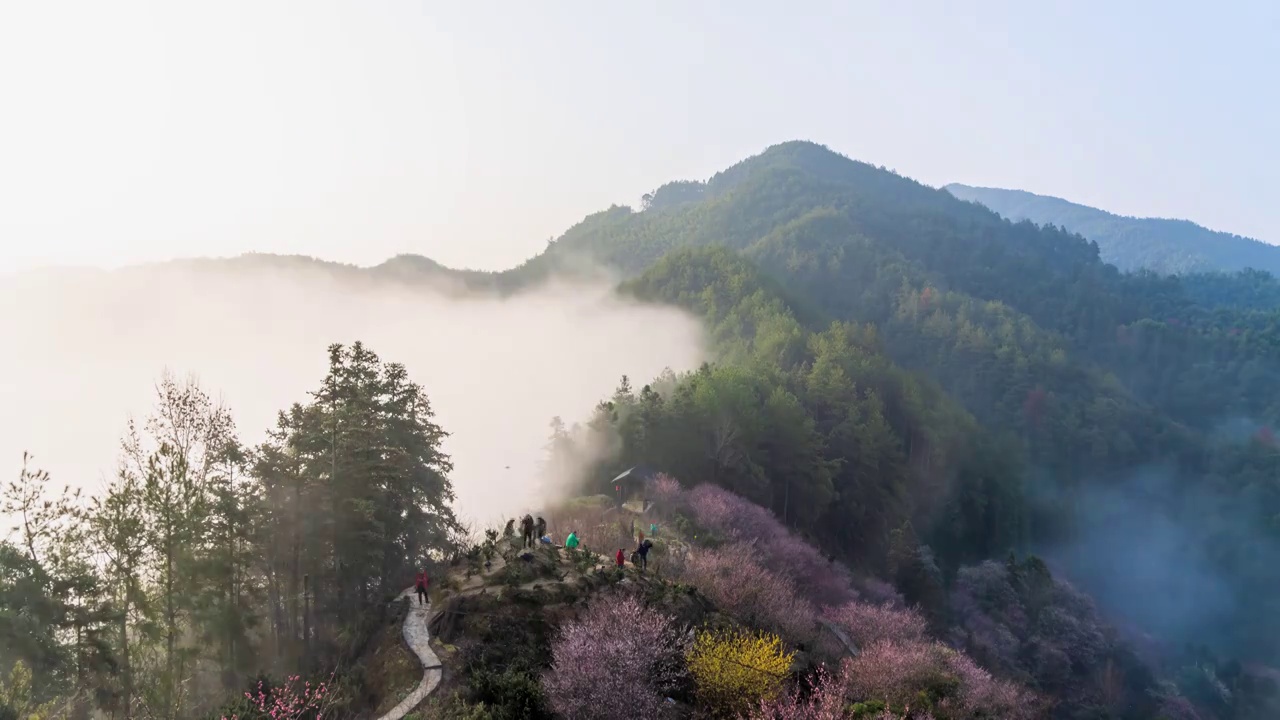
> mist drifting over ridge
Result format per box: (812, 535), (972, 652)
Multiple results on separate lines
(0, 256), (708, 528)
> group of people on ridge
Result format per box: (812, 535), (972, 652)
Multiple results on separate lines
(562, 525), (653, 570)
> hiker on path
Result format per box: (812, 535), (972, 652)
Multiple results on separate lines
(415, 570), (429, 606)
(636, 538), (652, 571)
(565, 531), (580, 550)
(615, 548), (626, 568)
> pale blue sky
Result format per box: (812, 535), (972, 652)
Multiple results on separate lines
(1, 0), (1275, 274)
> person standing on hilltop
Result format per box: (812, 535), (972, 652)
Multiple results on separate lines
(520, 514), (535, 549)
(636, 538), (652, 571)
(615, 548), (626, 568)
(415, 570), (429, 606)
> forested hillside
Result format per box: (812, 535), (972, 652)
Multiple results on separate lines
(944, 183), (1280, 277)
(525, 143), (1280, 694)
(8, 140), (1280, 719)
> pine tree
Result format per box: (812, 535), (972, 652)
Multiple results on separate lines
(89, 470), (147, 720)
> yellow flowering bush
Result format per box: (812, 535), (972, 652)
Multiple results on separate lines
(686, 628), (794, 717)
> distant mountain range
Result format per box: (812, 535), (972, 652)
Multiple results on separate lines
(945, 183), (1280, 277)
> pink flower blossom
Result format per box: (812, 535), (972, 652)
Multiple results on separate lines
(750, 661), (855, 719)
(847, 640), (1039, 719)
(685, 483), (856, 607)
(543, 592), (687, 720)
(678, 543), (816, 643)
(648, 473), (685, 509)
(823, 601), (928, 650)
(220, 672), (336, 720)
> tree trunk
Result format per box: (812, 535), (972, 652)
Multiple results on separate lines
(164, 533), (176, 719)
(120, 593), (133, 720)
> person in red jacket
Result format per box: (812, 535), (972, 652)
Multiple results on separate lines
(415, 570), (429, 606)
(615, 548), (625, 568)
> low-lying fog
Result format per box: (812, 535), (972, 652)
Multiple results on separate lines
(0, 259), (708, 528)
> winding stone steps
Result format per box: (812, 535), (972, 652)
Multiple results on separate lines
(374, 587), (443, 720)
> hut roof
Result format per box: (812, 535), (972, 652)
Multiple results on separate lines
(611, 465), (656, 487)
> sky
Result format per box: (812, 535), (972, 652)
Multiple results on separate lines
(0, 0), (1277, 274)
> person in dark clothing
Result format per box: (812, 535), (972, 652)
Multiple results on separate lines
(520, 514), (535, 549)
(415, 571), (429, 605)
(636, 538), (652, 571)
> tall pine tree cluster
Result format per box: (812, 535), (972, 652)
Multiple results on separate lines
(1, 342), (461, 719)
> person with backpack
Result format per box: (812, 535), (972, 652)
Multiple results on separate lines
(415, 570), (429, 606)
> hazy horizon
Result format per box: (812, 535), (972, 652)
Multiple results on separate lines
(0, 263), (709, 528)
(2, 1), (1277, 277)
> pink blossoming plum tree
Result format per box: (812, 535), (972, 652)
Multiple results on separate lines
(847, 640), (1039, 719)
(823, 601), (928, 650)
(678, 543), (816, 644)
(543, 593), (688, 720)
(685, 483), (856, 607)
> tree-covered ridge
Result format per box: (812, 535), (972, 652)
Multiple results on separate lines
(513, 142), (1273, 419)
(522, 141), (1280, 673)
(597, 246), (1026, 569)
(559, 249), (1279, 716)
(945, 183), (1280, 276)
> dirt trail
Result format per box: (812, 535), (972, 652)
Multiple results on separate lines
(373, 587), (443, 720)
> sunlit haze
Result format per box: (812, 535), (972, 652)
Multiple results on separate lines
(0, 265), (707, 527)
(1, 1), (1276, 276)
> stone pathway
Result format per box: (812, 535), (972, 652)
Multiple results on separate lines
(374, 588), (443, 720)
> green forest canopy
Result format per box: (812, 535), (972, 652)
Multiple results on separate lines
(7, 140), (1280, 719)
(519, 141), (1280, 667)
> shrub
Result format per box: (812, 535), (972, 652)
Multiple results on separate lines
(0, 662), (59, 720)
(648, 473), (686, 510)
(461, 610), (554, 720)
(950, 558), (1114, 701)
(686, 483), (855, 606)
(854, 577), (905, 607)
(749, 660), (855, 719)
(1149, 681), (1205, 720)
(408, 692), (497, 720)
(469, 668), (548, 720)
(846, 640), (1037, 719)
(543, 593), (687, 719)
(218, 673), (337, 720)
(687, 628), (793, 718)
(679, 544), (816, 643)
(823, 601), (929, 651)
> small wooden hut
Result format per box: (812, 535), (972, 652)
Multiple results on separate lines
(609, 465), (655, 513)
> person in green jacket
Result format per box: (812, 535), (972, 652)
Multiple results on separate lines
(565, 531), (580, 549)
